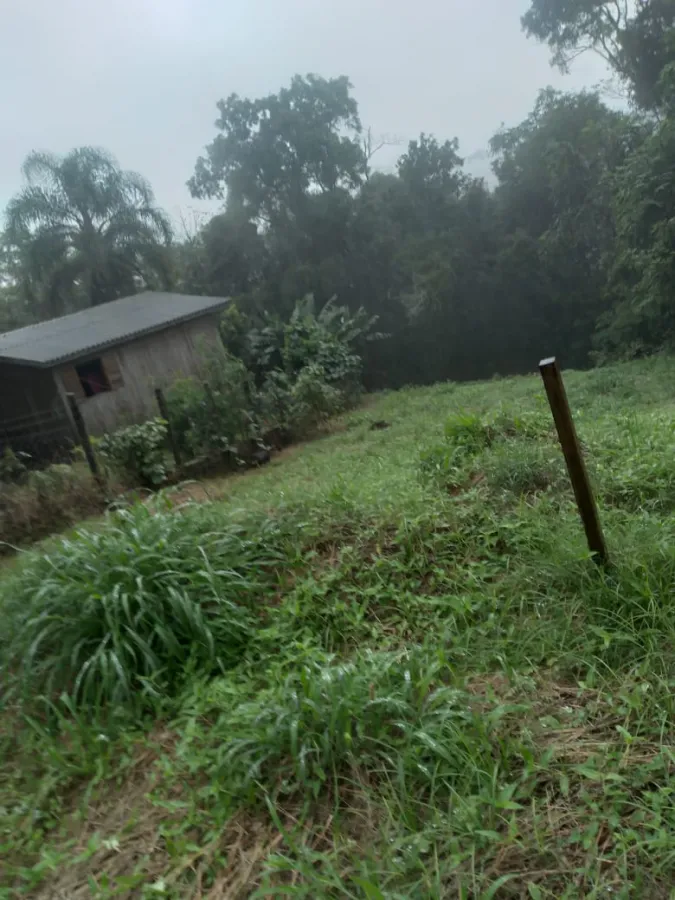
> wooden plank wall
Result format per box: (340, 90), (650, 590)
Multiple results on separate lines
(54, 316), (222, 436)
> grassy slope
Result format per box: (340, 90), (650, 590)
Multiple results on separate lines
(3, 357), (675, 898)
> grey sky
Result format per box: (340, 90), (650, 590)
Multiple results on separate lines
(2, 0), (610, 226)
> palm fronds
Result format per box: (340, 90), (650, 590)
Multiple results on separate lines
(4, 147), (173, 315)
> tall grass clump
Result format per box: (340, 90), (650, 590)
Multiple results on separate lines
(485, 441), (565, 496)
(596, 411), (675, 512)
(184, 648), (498, 804)
(0, 501), (284, 718)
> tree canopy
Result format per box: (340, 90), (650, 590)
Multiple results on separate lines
(178, 72), (661, 385)
(522, 0), (675, 109)
(4, 8), (675, 385)
(188, 74), (365, 224)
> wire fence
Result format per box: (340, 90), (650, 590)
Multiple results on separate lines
(2, 388), (173, 478)
(0, 405), (75, 464)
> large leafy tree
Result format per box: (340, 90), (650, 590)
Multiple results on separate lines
(179, 39), (675, 386)
(522, 0), (632, 72)
(186, 75), (368, 326)
(598, 80), (675, 354)
(491, 89), (639, 240)
(491, 89), (643, 363)
(188, 74), (365, 224)
(521, 3), (675, 360)
(397, 135), (465, 196)
(176, 209), (265, 301)
(522, 0), (675, 109)
(620, 0), (675, 109)
(5, 147), (173, 320)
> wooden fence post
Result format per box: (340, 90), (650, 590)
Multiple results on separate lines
(66, 392), (101, 482)
(155, 386), (182, 467)
(538, 357), (608, 564)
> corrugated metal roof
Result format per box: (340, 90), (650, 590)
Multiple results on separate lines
(0, 292), (229, 367)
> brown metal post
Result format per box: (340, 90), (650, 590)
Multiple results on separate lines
(155, 386), (181, 467)
(539, 357), (608, 564)
(66, 392), (101, 481)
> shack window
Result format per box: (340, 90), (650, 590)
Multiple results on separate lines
(75, 358), (110, 397)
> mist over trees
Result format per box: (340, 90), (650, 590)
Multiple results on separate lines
(3, 1), (675, 386)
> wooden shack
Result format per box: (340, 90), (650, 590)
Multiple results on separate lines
(0, 291), (228, 459)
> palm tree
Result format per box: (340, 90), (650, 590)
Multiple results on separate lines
(5, 147), (173, 320)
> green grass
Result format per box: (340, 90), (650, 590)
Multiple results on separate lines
(2, 356), (675, 898)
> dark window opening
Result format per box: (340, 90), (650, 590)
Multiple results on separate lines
(76, 358), (111, 397)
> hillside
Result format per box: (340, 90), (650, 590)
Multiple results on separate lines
(3, 357), (675, 898)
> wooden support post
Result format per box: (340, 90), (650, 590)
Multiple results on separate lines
(155, 386), (181, 467)
(66, 392), (101, 481)
(539, 357), (608, 564)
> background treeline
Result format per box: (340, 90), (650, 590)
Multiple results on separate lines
(3, 0), (675, 388)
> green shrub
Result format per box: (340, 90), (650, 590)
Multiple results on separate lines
(164, 303), (374, 460)
(0, 503), (280, 716)
(257, 369), (294, 436)
(166, 352), (255, 458)
(258, 364), (354, 440)
(283, 311), (362, 387)
(222, 294), (382, 389)
(164, 376), (205, 458)
(98, 418), (168, 487)
(0, 446), (29, 485)
(290, 363), (345, 432)
(444, 412), (493, 456)
(167, 299), (375, 458)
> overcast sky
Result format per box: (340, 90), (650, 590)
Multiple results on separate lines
(2, 0), (611, 225)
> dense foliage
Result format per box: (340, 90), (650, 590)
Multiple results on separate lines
(165, 296), (377, 461)
(98, 418), (169, 487)
(3, 7), (675, 380)
(173, 15), (675, 383)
